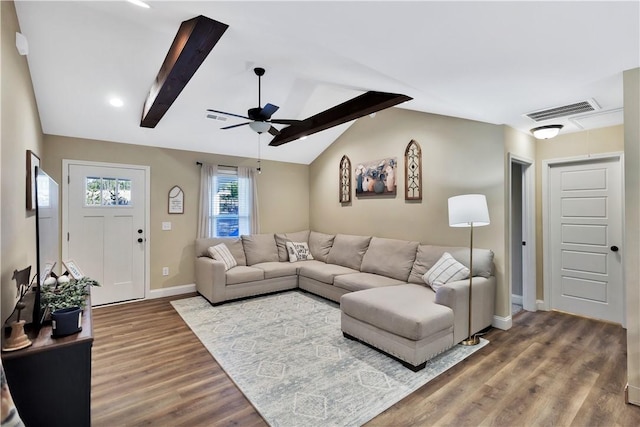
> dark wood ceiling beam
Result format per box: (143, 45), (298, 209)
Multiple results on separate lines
(268, 91), (412, 146)
(140, 15), (228, 128)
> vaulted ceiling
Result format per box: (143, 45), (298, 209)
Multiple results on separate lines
(14, 1), (640, 164)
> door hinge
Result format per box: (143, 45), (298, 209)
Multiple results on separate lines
(68, 175), (70, 184)
(67, 232), (70, 242)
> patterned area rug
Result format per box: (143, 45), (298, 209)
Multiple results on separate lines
(171, 291), (488, 427)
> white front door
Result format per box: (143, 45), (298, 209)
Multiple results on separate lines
(548, 156), (623, 324)
(65, 162), (148, 305)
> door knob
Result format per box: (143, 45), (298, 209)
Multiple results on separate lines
(610, 245), (619, 252)
(138, 229), (143, 234)
(137, 238), (143, 243)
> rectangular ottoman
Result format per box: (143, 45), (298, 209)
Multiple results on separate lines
(340, 284), (455, 371)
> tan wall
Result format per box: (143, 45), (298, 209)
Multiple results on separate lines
(0, 1), (45, 322)
(309, 107), (509, 318)
(43, 135), (309, 291)
(623, 68), (640, 405)
(534, 125), (624, 299)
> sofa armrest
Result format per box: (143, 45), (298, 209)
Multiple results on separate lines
(435, 276), (496, 343)
(195, 256), (227, 304)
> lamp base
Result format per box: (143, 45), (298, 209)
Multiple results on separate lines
(461, 335), (480, 346)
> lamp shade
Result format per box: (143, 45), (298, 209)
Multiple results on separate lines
(448, 194), (490, 227)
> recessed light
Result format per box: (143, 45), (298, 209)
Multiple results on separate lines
(126, 0), (150, 9)
(109, 97), (124, 108)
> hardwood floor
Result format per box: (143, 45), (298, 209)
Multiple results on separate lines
(91, 293), (640, 426)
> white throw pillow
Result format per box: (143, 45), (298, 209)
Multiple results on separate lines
(286, 241), (315, 262)
(207, 243), (237, 271)
(423, 252), (470, 291)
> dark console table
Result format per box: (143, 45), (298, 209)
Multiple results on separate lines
(2, 302), (93, 427)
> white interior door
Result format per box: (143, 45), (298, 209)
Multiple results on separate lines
(65, 162), (147, 306)
(548, 157), (623, 324)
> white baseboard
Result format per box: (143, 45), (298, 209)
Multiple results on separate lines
(511, 294), (523, 305)
(148, 283), (196, 299)
(492, 315), (512, 330)
(536, 299), (547, 311)
(627, 383), (640, 406)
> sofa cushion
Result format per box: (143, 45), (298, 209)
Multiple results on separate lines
(327, 234), (372, 270)
(408, 245), (494, 284)
(360, 237), (419, 282)
(298, 263), (359, 284)
(196, 237), (247, 266)
(241, 234), (279, 266)
(225, 266), (265, 285)
(275, 230), (311, 262)
(423, 252), (470, 291)
(340, 284), (453, 341)
(207, 243), (237, 271)
(334, 272), (404, 292)
(251, 262), (299, 280)
(286, 241), (314, 262)
(308, 231), (335, 262)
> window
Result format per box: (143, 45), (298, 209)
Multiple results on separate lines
(85, 176), (132, 206)
(208, 167), (256, 237)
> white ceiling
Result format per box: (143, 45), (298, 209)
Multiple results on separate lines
(14, 1), (640, 165)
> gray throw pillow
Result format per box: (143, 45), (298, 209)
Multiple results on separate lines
(275, 230), (311, 262)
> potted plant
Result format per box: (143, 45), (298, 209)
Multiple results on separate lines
(41, 276), (99, 337)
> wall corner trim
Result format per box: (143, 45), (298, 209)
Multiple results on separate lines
(492, 315), (512, 330)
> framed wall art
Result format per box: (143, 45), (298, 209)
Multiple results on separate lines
(404, 140), (422, 201)
(168, 185), (184, 214)
(339, 155), (351, 203)
(26, 150), (40, 211)
(355, 157), (397, 198)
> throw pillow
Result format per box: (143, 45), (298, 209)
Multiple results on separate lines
(423, 252), (469, 291)
(286, 241), (314, 262)
(207, 243), (237, 271)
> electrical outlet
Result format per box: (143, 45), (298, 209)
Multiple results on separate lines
(162, 222), (172, 231)
(162, 267), (169, 276)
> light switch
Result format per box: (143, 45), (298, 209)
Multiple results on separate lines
(162, 222), (172, 231)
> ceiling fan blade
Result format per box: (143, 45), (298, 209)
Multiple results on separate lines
(270, 118), (302, 125)
(268, 91), (412, 146)
(259, 103), (279, 120)
(221, 122), (251, 130)
(268, 126), (280, 136)
(207, 109), (251, 120)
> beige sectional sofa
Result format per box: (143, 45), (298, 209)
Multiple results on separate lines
(195, 230), (495, 370)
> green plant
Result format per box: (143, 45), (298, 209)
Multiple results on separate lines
(41, 277), (100, 312)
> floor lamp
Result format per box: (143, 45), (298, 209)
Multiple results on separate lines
(448, 194), (490, 346)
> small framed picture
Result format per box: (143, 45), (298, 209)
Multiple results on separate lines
(40, 262), (55, 286)
(168, 185), (184, 214)
(63, 260), (84, 280)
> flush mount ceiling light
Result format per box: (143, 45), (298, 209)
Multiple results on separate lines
(531, 124), (563, 139)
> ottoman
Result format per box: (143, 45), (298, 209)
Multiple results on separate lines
(340, 284), (455, 371)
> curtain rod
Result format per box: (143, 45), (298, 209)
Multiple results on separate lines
(196, 162), (236, 168)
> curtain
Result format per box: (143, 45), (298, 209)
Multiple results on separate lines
(238, 166), (259, 234)
(197, 163), (217, 238)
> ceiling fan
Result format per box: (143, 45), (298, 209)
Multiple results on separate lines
(206, 67), (301, 136)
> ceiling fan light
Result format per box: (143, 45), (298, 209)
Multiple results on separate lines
(531, 124), (563, 139)
(249, 121), (271, 134)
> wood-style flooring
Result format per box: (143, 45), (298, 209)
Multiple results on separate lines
(91, 293), (640, 426)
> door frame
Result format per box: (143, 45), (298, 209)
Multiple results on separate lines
(507, 153), (536, 313)
(62, 159), (151, 301)
(541, 152), (625, 326)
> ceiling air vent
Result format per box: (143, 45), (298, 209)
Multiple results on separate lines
(525, 99), (600, 122)
(206, 113), (228, 122)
